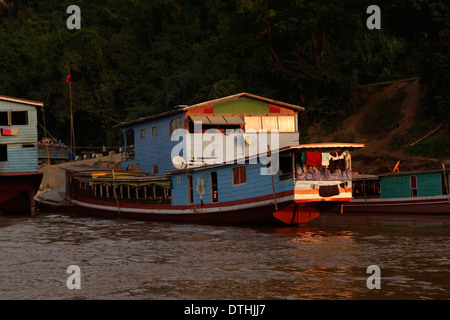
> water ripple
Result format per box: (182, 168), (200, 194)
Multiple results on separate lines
(1, 213), (449, 299)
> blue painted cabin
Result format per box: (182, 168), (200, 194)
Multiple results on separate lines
(116, 93), (304, 207)
(118, 93), (302, 175)
(0, 95), (43, 174)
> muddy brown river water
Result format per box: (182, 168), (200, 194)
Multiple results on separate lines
(1, 211), (449, 300)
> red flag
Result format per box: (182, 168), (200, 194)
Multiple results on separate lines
(1, 128), (11, 136)
(66, 69), (71, 83)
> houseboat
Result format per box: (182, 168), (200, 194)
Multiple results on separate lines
(38, 140), (74, 164)
(40, 93), (364, 225)
(0, 95), (43, 215)
(344, 169), (450, 213)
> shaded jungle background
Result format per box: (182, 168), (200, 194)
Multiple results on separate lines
(0, 0), (449, 172)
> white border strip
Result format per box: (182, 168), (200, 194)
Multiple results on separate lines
(71, 194), (294, 215)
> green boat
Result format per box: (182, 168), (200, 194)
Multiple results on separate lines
(345, 169), (450, 213)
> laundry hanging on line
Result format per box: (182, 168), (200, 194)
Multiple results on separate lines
(305, 151), (322, 169)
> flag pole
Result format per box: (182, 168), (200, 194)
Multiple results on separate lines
(67, 68), (76, 163)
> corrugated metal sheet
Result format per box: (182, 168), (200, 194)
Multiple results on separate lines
(0, 98), (40, 173)
(189, 115), (210, 124)
(0, 144), (38, 173)
(189, 115), (245, 125)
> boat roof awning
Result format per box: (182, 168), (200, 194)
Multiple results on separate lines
(189, 115), (245, 125)
(290, 143), (365, 152)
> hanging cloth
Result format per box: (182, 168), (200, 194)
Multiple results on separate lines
(1, 128), (11, 136)
(322, 153), (330, 166)
(305, 151), (322, 169)
(319, 185), (340, 197)
(301, 152), (306, 163)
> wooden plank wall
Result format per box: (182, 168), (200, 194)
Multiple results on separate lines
(171, 161), (294, 206)
(0, 101), (38, 173)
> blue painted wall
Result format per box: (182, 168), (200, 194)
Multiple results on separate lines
(171, 162), (294, 206)
(121, 111), (186, 175)
(0, 100), (39, 173)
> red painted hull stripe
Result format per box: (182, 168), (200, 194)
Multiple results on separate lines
(77, 190), (295, 210)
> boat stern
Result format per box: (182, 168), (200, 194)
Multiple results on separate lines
(271, 143), (364, 224)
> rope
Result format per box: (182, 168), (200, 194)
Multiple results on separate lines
(112, 170), (121, 215)
(40, 107), (52, 188)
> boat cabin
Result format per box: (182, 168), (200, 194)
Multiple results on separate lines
(63, 166), (172, 205)
(112, 94), (364, 211)
(352, 170), (450, 200)
(55, 93), (365, 224)
(352, 173), (381, 199)
(115, 93), (304, 175)
(0, 95), (42, 174)
(379, 170), (450, 199)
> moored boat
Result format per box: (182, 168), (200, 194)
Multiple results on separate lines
(343, 169), (450, 213)
(0, 95), (43, 215)
(38, 141), (74, 164)
(37, 93), (364, 225)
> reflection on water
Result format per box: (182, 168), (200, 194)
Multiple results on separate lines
(1, 212), (450, 299)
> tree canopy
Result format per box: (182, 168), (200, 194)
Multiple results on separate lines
(0, 0), (448, 149)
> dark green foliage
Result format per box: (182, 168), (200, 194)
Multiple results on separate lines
(0, 0), (448, 150)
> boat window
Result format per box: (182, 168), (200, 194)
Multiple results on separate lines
(244, 116), (262, 131)
(101, 184), (107, 197)
(155, 185), (165, 199)
(279, 155), (293, 181)
(232, 166), (246, 185)
(0, 145), (7, 161)
(122, 185), (129, 198)
(170, 117), (185, 135)
(244, 115), (296, 132)
(108, 186), (114, 198)
(211, 172), (218, 202)
(130, 186), (138, 199)
(410, 175), (417, 197)
(278, 116), (296, 132)
(137, 186), (146, 199)
(0, 112), (8, 125)
(262, 116), (278, 131)
(140, 129), (145, 138)
(11, 111), (28, 125)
